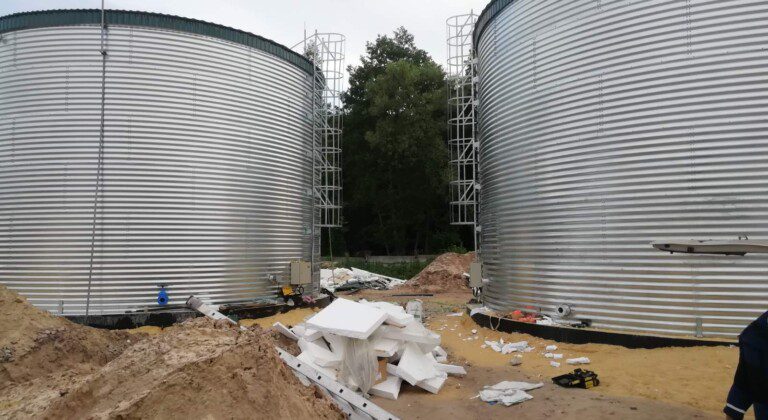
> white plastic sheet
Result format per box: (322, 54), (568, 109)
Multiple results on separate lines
(477, 381), (543, 406)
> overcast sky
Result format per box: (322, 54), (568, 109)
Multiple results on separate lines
(0, 0), (487, 86)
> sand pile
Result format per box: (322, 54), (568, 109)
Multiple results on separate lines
(401, 252), (476, 292)
(42, 318), (342, 420)
(0, 286), (343, 419)
(0, 285), (135, 386)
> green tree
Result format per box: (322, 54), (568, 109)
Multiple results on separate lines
(341, 28), (459, 255)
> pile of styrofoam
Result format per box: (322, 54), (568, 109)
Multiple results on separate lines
(320, 268), (406, 292)
(274, 298), (463, 400)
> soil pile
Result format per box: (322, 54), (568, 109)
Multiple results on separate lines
(0, 285), (135, 386)
(401, 252), (476, 292)
(42, 318), (342, 420)
(0, 286), (342, 419)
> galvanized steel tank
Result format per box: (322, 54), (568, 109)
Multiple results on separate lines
(475, 0), (768, 337)
(0, 10), (316, 315)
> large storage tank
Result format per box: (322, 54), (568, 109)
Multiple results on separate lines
(0, 10), (316, 315)
(475, 0), (768, 337)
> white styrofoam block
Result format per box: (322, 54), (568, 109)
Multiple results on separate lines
(432, 346), (448, 360)
(306, 298), (388, 339)
(432, 346), (447, 355)
(298, 338), (342, 368)
(273, 322), (299, 340)
(291, 324), (307, 336)
(552, 354), (563, 359)
(435, 363), (467, 376)
(566, 357), (590, 365)
(372, 336), (401, 357)
(545, 345), (558, 351)
(370, 375), (403, 400)
(295, 325), (323, 341)
(379, 323), (440, 352)
(303, 330), (323, 341)
(322, 332), (346, 357)
(386, 363), (399, 377)
(395, 342), (440, 385)
(550, 361), (560, 367)
(360, 300), (414, 327)
(417, 373), (447, 394)
(297, 351), (338, 380)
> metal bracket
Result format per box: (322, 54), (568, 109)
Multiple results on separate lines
(275, 347), (400, 420)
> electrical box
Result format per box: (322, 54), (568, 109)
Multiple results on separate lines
(469, 261), (483, 288)
(290, 260), (312, 285)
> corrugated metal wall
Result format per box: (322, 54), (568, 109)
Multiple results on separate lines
(0, 25), (315, 315)
(476, 0), (768, 337)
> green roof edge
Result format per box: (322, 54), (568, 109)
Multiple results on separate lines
(474, 0), (516, 48)
(0, 9), (315, 76)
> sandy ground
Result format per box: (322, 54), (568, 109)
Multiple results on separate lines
(4, 283), (741, 419)
(321, 290), (739, 419)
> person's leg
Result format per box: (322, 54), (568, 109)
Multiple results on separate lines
(752, 403), (768, 420)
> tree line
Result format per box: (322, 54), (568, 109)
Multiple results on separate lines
(325, 28), (472, 257)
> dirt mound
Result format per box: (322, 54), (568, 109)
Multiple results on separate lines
(401, 252), (476, 293)
(40, 318), (342, 420)
(0, 285), (135, 387)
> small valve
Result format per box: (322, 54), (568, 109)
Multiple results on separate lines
(157, 285), (169, 306)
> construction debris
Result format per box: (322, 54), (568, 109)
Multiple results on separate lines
(278, 297), (459, 401)
(476, 381), (544, 406)
(320, 267), (405, 292)
(484, 338), (534, 354)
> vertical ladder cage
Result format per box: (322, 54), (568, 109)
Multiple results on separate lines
(447, 14), (479, 246)
(297, 31), (345, 284)
(305, 32), (345, 229)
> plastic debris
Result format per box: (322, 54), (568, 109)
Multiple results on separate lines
(477, 381), (543, 406)
(545, 345), (558, 351)
(320, 267), (405, 292)
(509, 355), (523, 366)
(567, 357), (591, 365)
(469, 306), (491, 317)
(550, 361), (561, 367)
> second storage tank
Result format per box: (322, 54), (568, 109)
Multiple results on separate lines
(475, 0), (768, 337)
